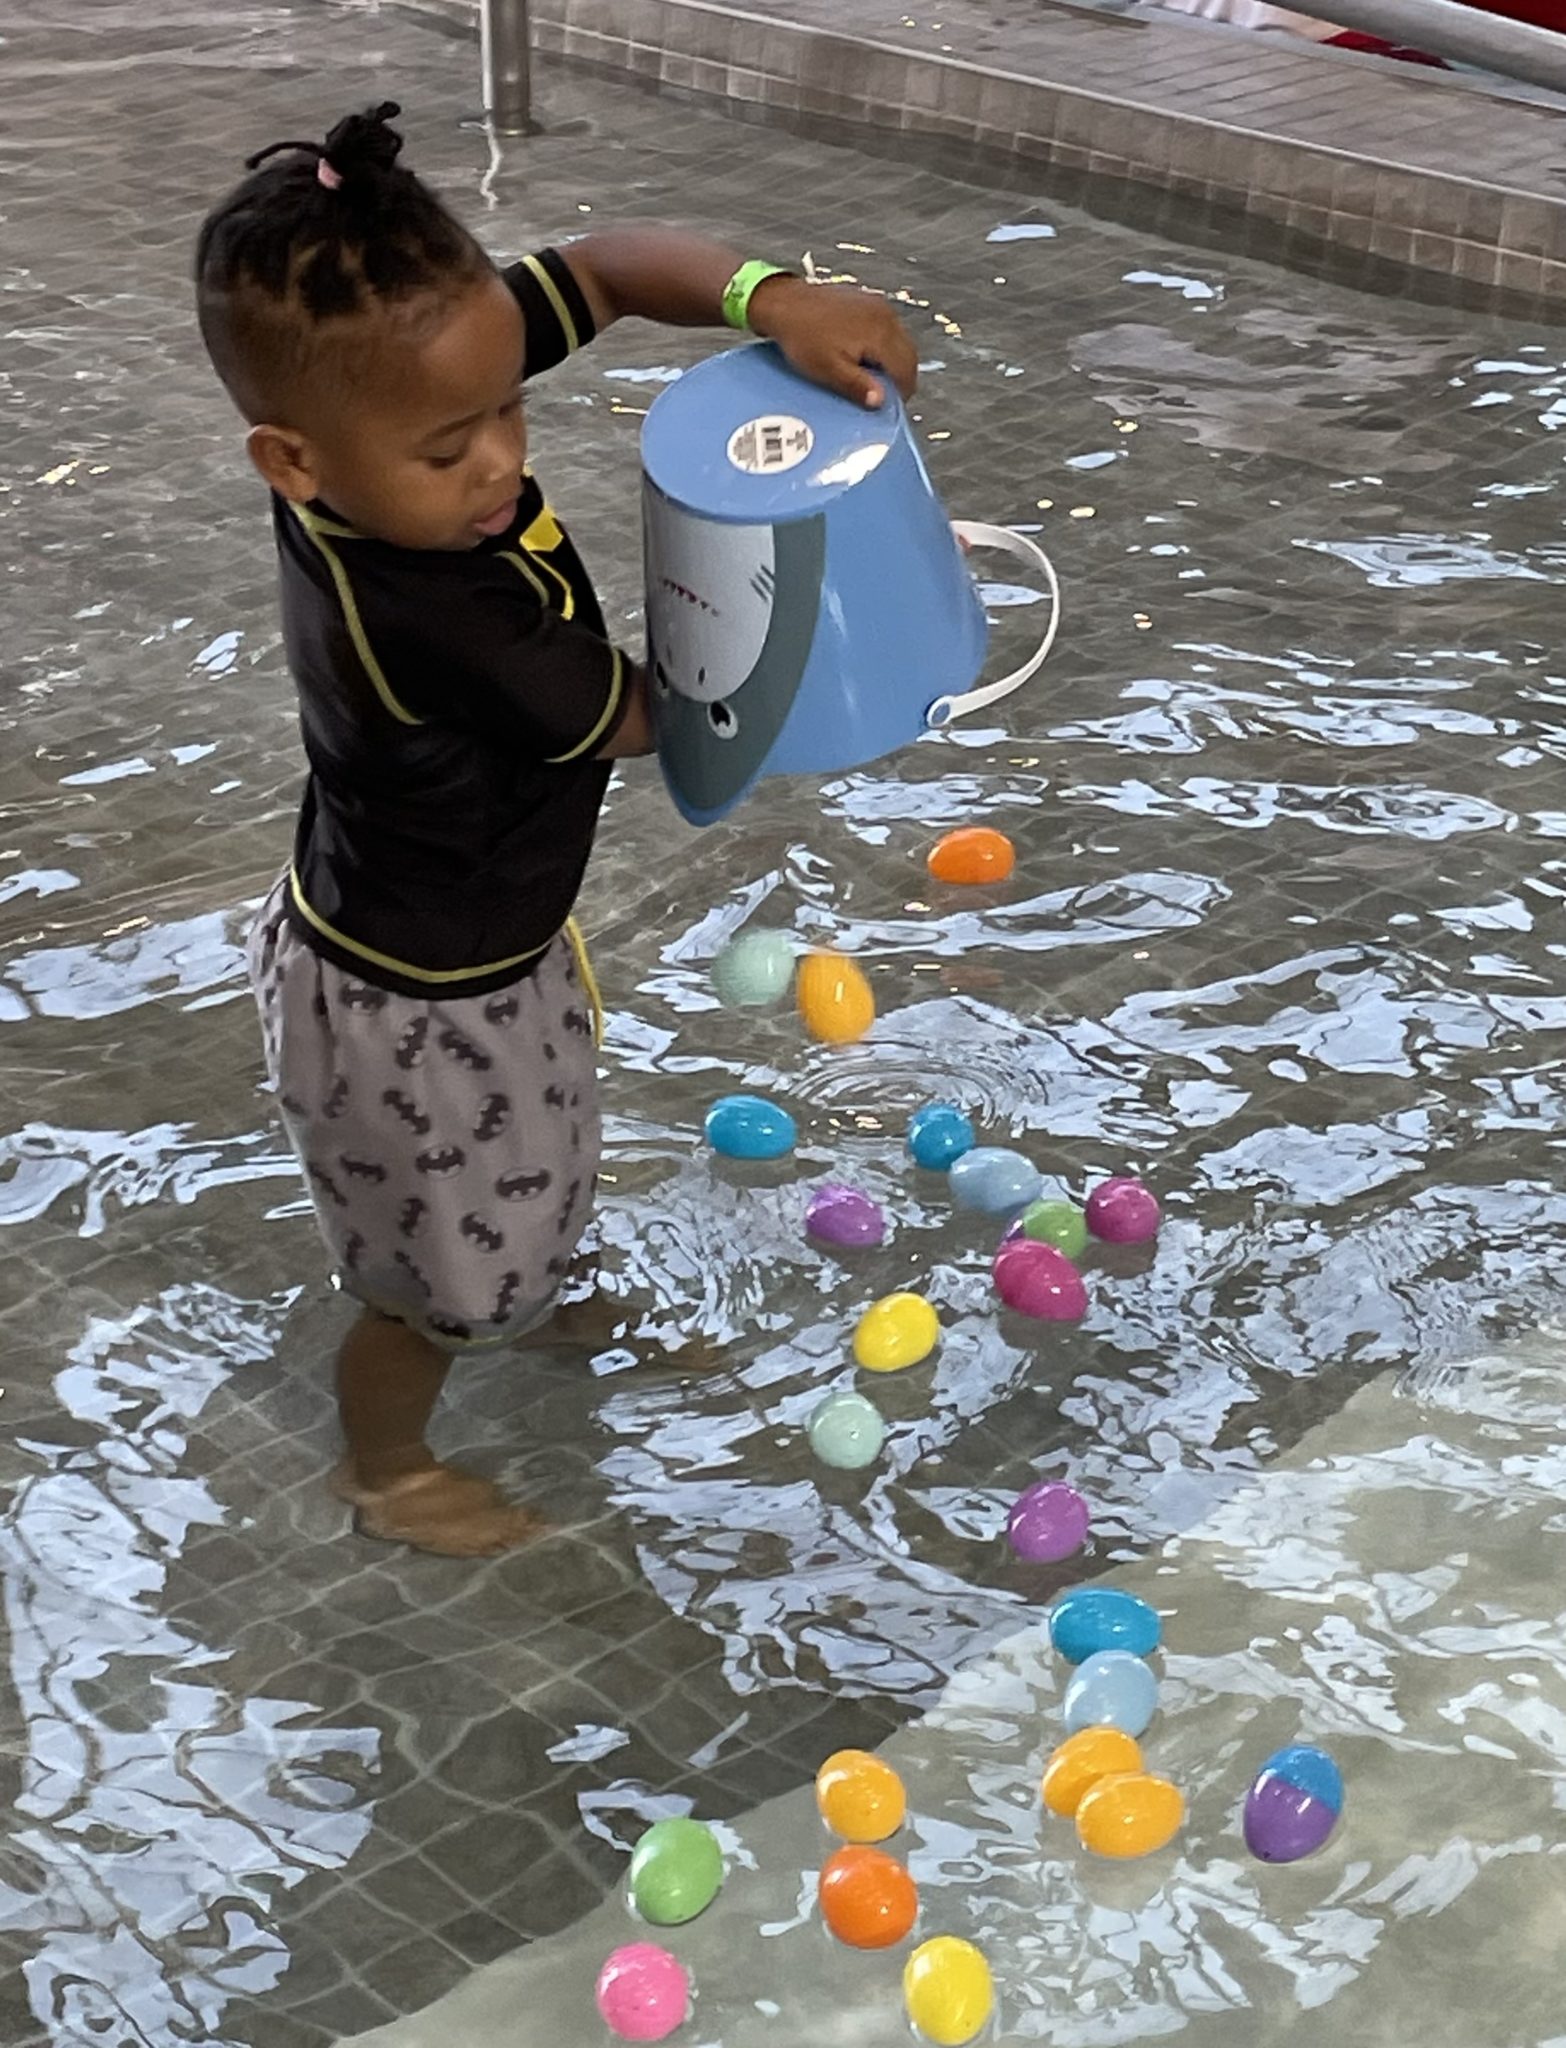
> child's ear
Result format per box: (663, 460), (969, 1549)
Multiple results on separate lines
(246, 422), (320, 503)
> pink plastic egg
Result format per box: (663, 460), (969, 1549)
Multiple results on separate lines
(1084, 1178), (1161, 1245)
(992, 1238), (1087, 1321)
(595, 1943), (690, 2042)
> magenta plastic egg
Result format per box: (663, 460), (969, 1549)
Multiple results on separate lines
(595, 1943), (690, 2042)
(1006, 1480), (1090, 1562)
(1084, 1178), (1160, 1245)
(992, 1238), (1087, 1321)
(806, 1183), (886, 1249)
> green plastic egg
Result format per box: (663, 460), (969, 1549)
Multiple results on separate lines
(1018, 1198), (1089, 1261)
(712, 931), (795, 1008)
(629, 1817), (724, 1926)
(807, 1390), (886, 1470)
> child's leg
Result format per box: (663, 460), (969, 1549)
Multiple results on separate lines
(331, 1307), (544, 1555)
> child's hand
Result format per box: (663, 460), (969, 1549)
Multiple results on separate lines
(748, 278), (919, 411)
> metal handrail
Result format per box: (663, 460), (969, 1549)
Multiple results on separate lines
(481, 0), (533, 132)
(1179, 0), (1566, 94)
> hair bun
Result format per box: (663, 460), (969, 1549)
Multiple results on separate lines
(321, 101), (404, 182)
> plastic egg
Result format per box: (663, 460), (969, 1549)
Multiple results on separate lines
(1006, 1480), (1090, 1563)
(903, 1936), (994, 2046)
(704, 1093), (796, 1162)
(1077, 1772), (1184, 1859)
(907, 1102), (976, 1171)
(628, 1817), (724, 1926)
(1049, 1587), (1161, 1664)
(927, 827), (1016, 886)
(992, 1239), (1087, 1321)
(816, 1750), (906, 1843)
(797, 951), (875, 1045)
(949, 1146), (1042, 1215)
(1015, 1197), (1088, 1261)
(805, 1183), (886, 1249)
(1243, 1744), (1344, 1863)
(1084, 1177), (1161, 1245)
(1041, 1727), (1143, 1818)
(807, 1390), (886, 1471)
(818, 1844), (918, 1949)
(595, 1943), (690, 2043)
(1063, 1651), (1159, 1737)
(853, 1292), (939, 1373)
(711, 930), (795, 1008)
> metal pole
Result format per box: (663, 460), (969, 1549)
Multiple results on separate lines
(1214, 0), (1566, 97)
(481, 0), (534, 134)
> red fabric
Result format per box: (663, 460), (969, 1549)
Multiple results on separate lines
(1325, 30), (1449, 63)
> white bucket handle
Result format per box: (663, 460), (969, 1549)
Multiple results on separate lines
(927, 520), (1062, 729)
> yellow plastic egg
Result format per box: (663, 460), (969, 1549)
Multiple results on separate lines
(815, 1749), (906, 1843)
(797, 951), (875, 1045)
(1041, 1727), (1143, 1818)
(904, 1935), (994, 2047)
(1075, 1771), (1184, 1859)
(853, 1292), (940, 1373)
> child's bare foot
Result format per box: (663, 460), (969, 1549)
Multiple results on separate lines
(332, 1459), (546, 1557)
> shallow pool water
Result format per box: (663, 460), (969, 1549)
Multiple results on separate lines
(5, 1), (1566, 2043)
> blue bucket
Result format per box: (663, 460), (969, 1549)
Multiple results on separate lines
(642, 341), (1059, 826)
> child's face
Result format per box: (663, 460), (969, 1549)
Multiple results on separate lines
(253, 273), (530, 551)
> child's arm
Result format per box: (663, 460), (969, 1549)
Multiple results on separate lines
(598, 664), (653, 759)
(562, 229), (918, 411)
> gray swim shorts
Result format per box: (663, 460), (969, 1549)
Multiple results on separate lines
(248, 878), (600, 1348)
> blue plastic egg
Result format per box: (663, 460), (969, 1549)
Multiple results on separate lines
(1063, 1651), (1159, 1738)
(1049, 1587), (1162, 1665)
(948, 1146), (1042, 1215)
(704, 1093), (797, 1162)
(907, 1103), (977, 1172)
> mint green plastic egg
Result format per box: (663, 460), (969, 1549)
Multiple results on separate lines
(1019, 1198), (1089, 1261)
(712, 931), (795, 1008)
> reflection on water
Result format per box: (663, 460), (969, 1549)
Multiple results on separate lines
(8, 0), (1566, 2041)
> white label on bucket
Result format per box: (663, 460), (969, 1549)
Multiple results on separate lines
(727, 414), (813, 475)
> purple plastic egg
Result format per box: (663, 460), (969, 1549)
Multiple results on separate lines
(992, 1239), (1088, 1321)
(1085, 1178), (1161, 1245)
(1243, 1775), (1339, 1863)
(1006, 1481), (1090, 1563)
(806, 1183), (886, 1250)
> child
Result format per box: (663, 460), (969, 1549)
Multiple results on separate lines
(195, 102), (918, 1557)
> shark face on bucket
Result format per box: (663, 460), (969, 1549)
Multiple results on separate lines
(645, 484), (824, 821)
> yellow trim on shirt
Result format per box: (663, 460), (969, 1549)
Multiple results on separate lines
(521, 505), (565, 553)
(547, 648), (626, 765)
(520, 251), (581, 357)
(501, 546), (574, 620)
(289, 866), (548, 983)
(292, 508), (422, 727)
(287, 874), (604, 1046)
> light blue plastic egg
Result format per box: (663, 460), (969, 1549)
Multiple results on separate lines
(1063, 1651), (1159, 1738)
(807, 1390), (886, 1470)
(948, 1146), (1043, 1215)
(1049, 1587), (1162, 1665)
(907, 1103), (977, 1172)
(704, 1093), (797, 1162)
(712, 931), (796, 1008)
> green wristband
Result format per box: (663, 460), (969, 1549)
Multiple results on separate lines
(721, 260), (792, 332)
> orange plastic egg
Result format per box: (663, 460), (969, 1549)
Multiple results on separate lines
(818, 1845), (919, 1949)
(816, 1750), (907, 1844)
(927, 827), (1016, 886)
(1075, 1772), (1185, 1860)
(797, 951), (875, 1045)
(1041, 1727), (1144, 1819)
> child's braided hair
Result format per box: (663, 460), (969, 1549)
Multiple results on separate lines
(195, 102), (490, 420)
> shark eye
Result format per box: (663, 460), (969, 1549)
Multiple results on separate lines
(709, 701), (738, 741)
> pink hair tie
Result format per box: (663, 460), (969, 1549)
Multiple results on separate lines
(316, 158), (343, 191)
